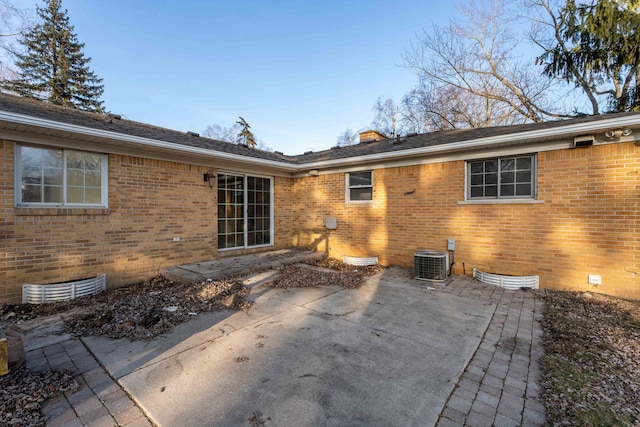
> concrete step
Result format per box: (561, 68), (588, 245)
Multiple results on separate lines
(241, 270), (282, 303)
(161, 249), (327, 284)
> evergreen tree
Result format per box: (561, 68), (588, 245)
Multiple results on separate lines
(235, 116), (257, 148)
(2, 0), (104, 112)
(538, 0), (640, 112)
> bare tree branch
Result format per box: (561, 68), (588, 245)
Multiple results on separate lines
(402, 0), (587, 128)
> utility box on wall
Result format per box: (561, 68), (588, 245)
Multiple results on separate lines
(447, 239), (455, 251)
(325, 217), (338, 230)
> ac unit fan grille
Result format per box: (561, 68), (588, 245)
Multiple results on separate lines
(414, 250), (448, 282)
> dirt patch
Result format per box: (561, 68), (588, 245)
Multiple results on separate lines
(1, 276), (252, 341)
(0, 365), (77, 427)
(541, 291), (640, 426)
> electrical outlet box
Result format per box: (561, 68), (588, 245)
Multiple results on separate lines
(447, 239), (456, 251)
(172, 237), (181, 242)
(588, 274), (602, 286)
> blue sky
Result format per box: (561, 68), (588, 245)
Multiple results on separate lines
(11, 1), (459, 154)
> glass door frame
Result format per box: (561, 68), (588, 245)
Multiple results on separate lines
(217, 171), (274, 251)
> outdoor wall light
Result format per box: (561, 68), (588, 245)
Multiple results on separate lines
(203, 170), (216, 187)
(309, 169), (320, 176)
(605, 128), (633, 139)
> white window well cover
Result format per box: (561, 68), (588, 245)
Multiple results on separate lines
(23, 274), (106, 304)
(343, 255), (378, 266)
(473, 269), (539, 290)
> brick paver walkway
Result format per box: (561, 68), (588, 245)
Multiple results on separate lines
(433, 275), (547, 427)
(26, 339), (152, 427)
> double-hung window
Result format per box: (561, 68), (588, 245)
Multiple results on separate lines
(467, 155), (536, 200)
(16, 145), (108, 207)
(346, 171), (373, 202)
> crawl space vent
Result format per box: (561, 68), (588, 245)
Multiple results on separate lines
(23, 274), (106, 304)
(473, 269), (539, 290)
(414, 250), (448, 282)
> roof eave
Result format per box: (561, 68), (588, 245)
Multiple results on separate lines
(0, 110), (299, 174)
(299, 114), (640, 170)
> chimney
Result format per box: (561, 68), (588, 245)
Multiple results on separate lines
(359, 130), (388, 144)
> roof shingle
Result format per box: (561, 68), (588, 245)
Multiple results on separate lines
(2, 92), (640, 165)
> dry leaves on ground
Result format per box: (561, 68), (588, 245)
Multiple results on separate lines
(270, 258), (384, 289)
(541, 291), (640, 426)
(307, 257), (385, 276)
(0, 366), (77, 427)
(0, 260), (379, 426)
(1, 276), (252, 340)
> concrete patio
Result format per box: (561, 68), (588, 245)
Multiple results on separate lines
(22, 253), (546, 427)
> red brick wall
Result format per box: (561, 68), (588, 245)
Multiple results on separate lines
(291, 143), (640, 300)
(0, 141), (293, 303)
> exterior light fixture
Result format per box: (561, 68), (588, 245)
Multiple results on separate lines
(203, 170), (216, 187)
(309, 169), (320, 176)
(605, 129), (633, 139)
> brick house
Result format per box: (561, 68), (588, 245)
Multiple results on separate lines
(1, 93), (639, 303)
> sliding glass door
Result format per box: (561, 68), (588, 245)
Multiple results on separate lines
(217, 173), (272, 250)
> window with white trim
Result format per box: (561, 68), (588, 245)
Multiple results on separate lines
(16, 146), (108, 207)
(467, 155), (536, 199)
(346, 171), (373, 202)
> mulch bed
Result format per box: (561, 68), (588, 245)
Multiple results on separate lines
(541, 291), (640, 426)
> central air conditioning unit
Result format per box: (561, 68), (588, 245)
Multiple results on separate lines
(414, 250), (448, 282)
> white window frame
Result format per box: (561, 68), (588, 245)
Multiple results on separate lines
(217, 171), (274, 251)
(15, 145), (108, 208)
(466, 154), (537, 200)
(346, 170), (373, 203)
